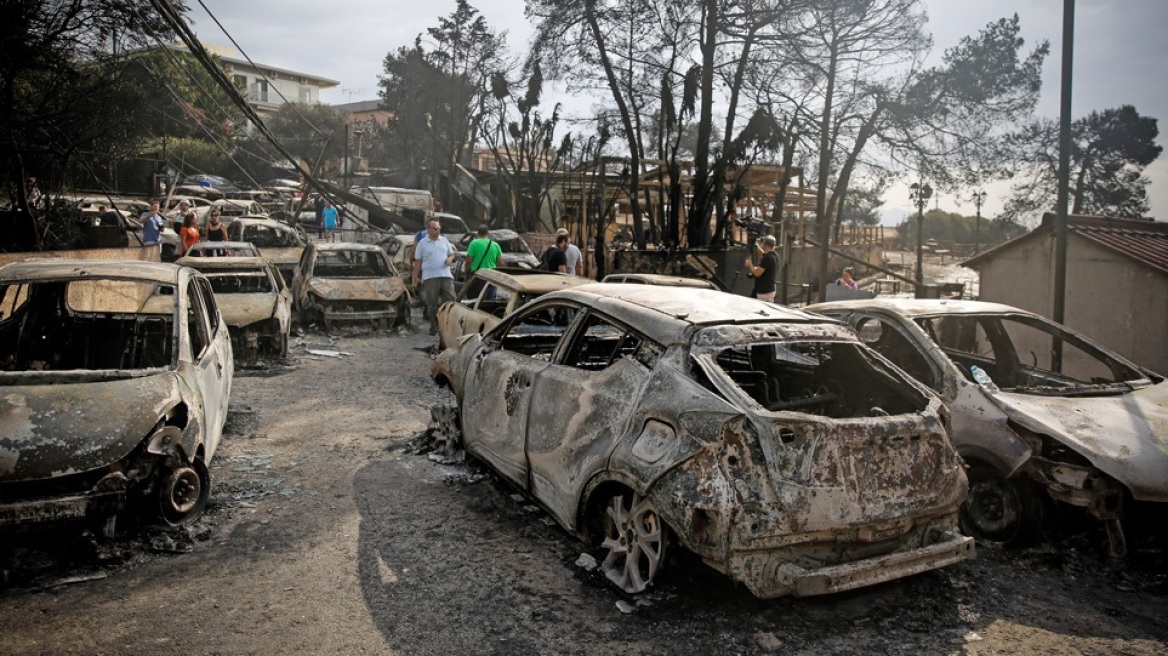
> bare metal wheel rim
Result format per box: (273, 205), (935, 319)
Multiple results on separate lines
(158, 459), (209, 526)
(600, 492), (666, 594)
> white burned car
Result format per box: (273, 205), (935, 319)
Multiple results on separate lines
(0, 260), (232, 535)
(176, 255), (291, 363)
(291, 242), (409, 331)
(807, 299), (1168, 557)
(432, 285), (972, 598)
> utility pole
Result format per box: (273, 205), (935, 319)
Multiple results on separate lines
(910, 181), (932, 298)
(1053, 0), (1076, 371)
(973, 190), (987, 255)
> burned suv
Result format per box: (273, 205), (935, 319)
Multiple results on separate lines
(0, 260), (233, 535)
(431, 285), (971, 598)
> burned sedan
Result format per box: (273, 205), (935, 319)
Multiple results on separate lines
(291, 242), (409, 331)
(0, 260), (233, 535)
(431, 285), (971, 598)
(807, 299), (1168, 557)
(176, 255), (291, 363)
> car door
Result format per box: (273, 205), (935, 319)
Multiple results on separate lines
(460, 302), (579, 486)
(524, 310), (654, 528)
(185, 278), (229, 461)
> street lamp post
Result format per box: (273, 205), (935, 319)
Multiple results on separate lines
(972, 190), (987, 255)
(910, 181), (932, 298)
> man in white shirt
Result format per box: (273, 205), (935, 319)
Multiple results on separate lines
(412, 219), (456, 336)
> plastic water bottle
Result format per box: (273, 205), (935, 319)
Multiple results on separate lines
(970, 365), (999, 392)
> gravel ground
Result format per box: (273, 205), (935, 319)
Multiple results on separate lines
(0, 317), (1165, 655)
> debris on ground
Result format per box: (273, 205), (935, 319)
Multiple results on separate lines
(575, 553), (598, 571)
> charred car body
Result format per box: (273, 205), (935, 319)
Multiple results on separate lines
(432, 285), (972, 598)
(0, 260), (233, 535)
(176, 256), (291, 363)
(291, 242), (409, 331)
(225, 217), (306, 284)
(807, 299), (1168, 557)
(436, 268), (593, 349)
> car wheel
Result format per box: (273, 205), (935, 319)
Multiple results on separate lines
(156, 456), (210, 526)
(429, 404), (462, 457)
(960, 462), (1042, 546)
(599, 491), (667, 594)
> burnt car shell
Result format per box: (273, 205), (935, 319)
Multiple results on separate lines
(433, 285), (971, 598)
(292, 242), (408, 330)
(177, 255), (291, 363)
(807, 298), (1168, 556)
(0, 260), (232, 532)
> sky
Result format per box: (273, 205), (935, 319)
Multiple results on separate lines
(186, 0), (1168, 224)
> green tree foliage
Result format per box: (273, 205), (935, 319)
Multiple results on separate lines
(897, 208), (1024, 250)
(1002, 105), (1161, 222)
(377, 0), (508, 193)
(0, 0), (181, 206)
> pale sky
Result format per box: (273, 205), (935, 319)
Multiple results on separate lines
(186, 0), (1168, 223)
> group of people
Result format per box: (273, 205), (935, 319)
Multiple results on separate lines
(136, 199), (229, 256)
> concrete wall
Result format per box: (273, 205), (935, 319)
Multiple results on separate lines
(978, 234), (1168, 375)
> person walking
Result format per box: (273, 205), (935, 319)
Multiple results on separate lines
(556, 228), (583, 276)
(313, 194), (326, 239)
(204, 209), (228, 255)
(744, 235), (779, 302)
(322, 199), (339, 242)
(412, 219), (456, 336)
(464, 226), (502, 277)
(544, 233), (569, 273)
(463, 225), (503, 298)
(141, 201), (165, 252)
(179, 213), (200, 255)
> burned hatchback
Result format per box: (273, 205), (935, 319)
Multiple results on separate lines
(176, 255), (291, 363)
(432, 285), (971, 598)
(0, 260), (233, 536)
(291, 242), (409, 331)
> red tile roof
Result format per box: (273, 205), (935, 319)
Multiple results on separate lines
(963, 214), (1168, 276)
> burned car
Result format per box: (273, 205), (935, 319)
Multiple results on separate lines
(176, 256), (291, 363)
(602, 272), (719, 290)
(806, 299), (1168, 557)
(431, 285), (972, 598)
(226, 216), (306, 284)
(436, 267), (593, 349)
(0, 260), (233, 535)
(184, 241), (261, 258)
(291, 242), (409, 331)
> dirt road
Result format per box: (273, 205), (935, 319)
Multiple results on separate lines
(1, 326), (1165, 655)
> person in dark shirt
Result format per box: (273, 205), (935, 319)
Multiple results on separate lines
(744, 235), (779, 301)
(545, 233), (569, 272)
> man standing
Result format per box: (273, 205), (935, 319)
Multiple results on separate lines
(313, 194), (325, 239)
(744, 235), (779, 302)
(545, 233), (569, 273)
(555, 227), (583, 276)
(464, 226), (502, 277)
(412, 219), (456, 336)
(141, 201), (165, 251)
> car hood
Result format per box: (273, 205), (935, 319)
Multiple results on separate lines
(260, 247), (302, 266)
(0, 373), (183, 482)
(308, 277), (405, 302)
(217, 293), (278, 327)
(502, 253), (540, 268)
(993, 383), (1168, 501)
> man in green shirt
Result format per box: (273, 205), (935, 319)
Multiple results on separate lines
(462, 225), (503, 298)
(463, 226), (503, 277)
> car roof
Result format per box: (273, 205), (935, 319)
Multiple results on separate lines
(0, 259), (184, 285)
(312, 242), (383, 253)
(177, 256), (270, 270)
(187, 241), (257, 251)
(543, 284), (831, 345)
(807, 298), (1034, 318)
(602, 273), (718, 289)
(230, 217), (293, 230)
(473, 268), (593, 293)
